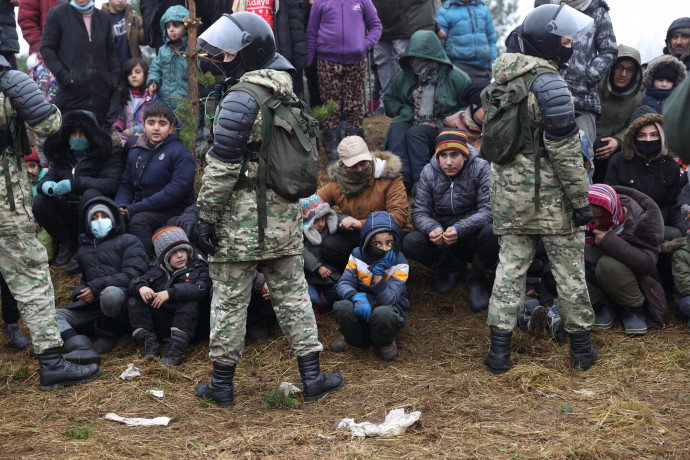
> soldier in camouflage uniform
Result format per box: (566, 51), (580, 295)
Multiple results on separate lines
(0, 53), (101, 389)
(483, 4), (598, 374)
(194, 13), (344, 407)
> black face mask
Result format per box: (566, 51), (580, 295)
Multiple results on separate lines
(366, 246), (388, 263)
(634, 139), (661, 158)
(555, 46), (574, 67)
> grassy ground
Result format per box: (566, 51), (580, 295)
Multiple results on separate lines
(1, 115), (690, 458)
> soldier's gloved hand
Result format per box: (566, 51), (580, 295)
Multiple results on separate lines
(41, 181), (57, 196)
(52, 180), (71, 196)
(352, 293), (371, 323)
(573, 205), (594, 227)
(197, 219), (218, 256)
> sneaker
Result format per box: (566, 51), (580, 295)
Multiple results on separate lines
(378, 340), (398, 361)
(2, 323), (31, 350)
(528, 306), (548, 339)
(330, 336), (352, 353)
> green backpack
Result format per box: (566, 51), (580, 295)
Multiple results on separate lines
(230, 81), (319, 246)
(480, 67), (557, 165)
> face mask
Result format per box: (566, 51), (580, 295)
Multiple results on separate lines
(634, 139), (661, 158)
(555, 46), (574, 67)
(70, 0), (94, 10)
(69, 137), (90, 155)
(91, 218), (112, 239)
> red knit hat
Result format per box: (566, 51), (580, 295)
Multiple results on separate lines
(435, 130), (469, 160)
(24, 148), (40, 164)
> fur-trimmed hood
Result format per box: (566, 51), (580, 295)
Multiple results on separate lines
(326, 150), (403, 181)
(622, 106), (667, 160)
(44, 110), (113, 164)
(613, 185), (664, 253)
(643, 54), (687, 89)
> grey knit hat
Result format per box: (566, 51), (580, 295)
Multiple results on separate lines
(87, 203), (115, 224)
(152, 226), (193, 271)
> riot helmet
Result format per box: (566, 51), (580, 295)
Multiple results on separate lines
(198, 12), (292, 72)
(519, 4), (593, 66)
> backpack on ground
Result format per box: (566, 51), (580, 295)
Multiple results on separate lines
(230, 81), (319, 246)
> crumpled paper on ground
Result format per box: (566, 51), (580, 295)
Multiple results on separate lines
(105, 413), (171, 427)
(279, 382), (301, 396)
(337, 408), (421, 437)
(147, 389), (164, 398)
(119, 363), (141, 380)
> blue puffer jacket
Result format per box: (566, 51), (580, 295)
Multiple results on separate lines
(412, 145), (492, 237)
(115, 133), (196, 217)
(438, 0), (497, 71)
(336, 211), (410, 318)
(146, 5), (189, 111)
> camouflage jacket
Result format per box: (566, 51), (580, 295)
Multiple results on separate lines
(197, 69), (303, 262)
(489, 53), (590, 235)
(0, 93), (61, 237)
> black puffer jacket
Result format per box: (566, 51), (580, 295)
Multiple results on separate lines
(604, 106), (684, 235)
(275, 0), (307, 68)
(38, 110), (121, 200)
(72, 197), (149, 299)
(129, 250), (211, 304)
(0, 1), (19, 54)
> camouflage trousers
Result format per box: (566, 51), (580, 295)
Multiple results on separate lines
(0, 232), (61, 353)
(208, 255), (323, 365)
(487, 233), (594, 334)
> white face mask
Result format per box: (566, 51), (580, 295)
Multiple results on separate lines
(91, 218), (112, 239)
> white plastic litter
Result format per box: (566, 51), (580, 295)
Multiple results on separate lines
(119, 363), (141, 380)
(105, 413), (171, 427)
(279, 382), (301, 396)
(573, 389), (596, 398)
(337, 408), (421, 438)
(147, 389), (164, 398)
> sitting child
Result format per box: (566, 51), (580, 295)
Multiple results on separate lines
(642, 55), (687, 114)
(128, 226), (211, 366)
(56, 197), (149, 363)
(301, 194), (341, 316)
(115, 102), (196, 256)
(331, 211), (409, 361)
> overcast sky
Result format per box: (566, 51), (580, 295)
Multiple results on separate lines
(11, 0), (689, 64)
(516, 0), (689, 64)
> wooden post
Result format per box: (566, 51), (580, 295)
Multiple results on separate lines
(184, 0), (201, 157)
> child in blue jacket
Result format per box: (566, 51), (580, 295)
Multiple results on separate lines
(331, 211), (410, 361)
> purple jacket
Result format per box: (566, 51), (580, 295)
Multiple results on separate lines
(306, 0), (382, 66)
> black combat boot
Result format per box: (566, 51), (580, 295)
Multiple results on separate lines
(161, 329), (190, 366)
(195, 362), (236, 407)
(38, 347), (101, 390)
(483, 327), (512, 374)
(133, 329), (161, 359)
(62, 335), (101, 365)
(322, 129), (341, 167)
(344, 127), (365, 139)
(569, 331), (598, 371)
(466, 269), (490, 313)
(297, 352), (344, 402)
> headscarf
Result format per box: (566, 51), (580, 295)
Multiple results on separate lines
(585, 184), (625, 245)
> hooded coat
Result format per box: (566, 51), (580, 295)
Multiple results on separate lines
(384, 30), (471, 131)
(604, 106), (684, 235)
(596, 44), (644, 146)
(336, 211), (410, 318)
(317, 150), (412, 232)
(663, 17), (690, 71)
(437, 0), (497, 72)
(412, 144), (492, 236)
(585, 186), (666, 328)
(146, 5), (189, 111)
(642, 54), (688, 114)
(559, 0), (618, 116)
(37, 110), (121, 199)
(70, 196), (149, 302)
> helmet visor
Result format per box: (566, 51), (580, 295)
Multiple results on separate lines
(545, 4), (593, 41)
(198, 14), (254, 56)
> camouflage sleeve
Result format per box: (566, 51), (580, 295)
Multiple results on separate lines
(543, 133), (591, 210)
(25, 107), (61, 138)
(197, 154), (241, 223)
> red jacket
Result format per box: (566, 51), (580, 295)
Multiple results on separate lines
(18, 0), (59, 54)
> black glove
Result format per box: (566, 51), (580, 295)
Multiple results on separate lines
(573, 205), (593, 227)
(177, 205), (200, 243)
(197, 219), (218, 256)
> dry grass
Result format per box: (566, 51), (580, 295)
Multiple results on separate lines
(2, 115), (690, 458)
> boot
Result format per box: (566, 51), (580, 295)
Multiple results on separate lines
(38, 347), (101, 390)
(322, 129), (341, 167)
(246, 323), (271, 342)
(62, 335), (101, 365)
(133, 329), (161, 359)
(2, 323), (31, 350)
(621, 306), (647, 336)
(195, 362), (236, 407)
(161, 329), (190, 366)
(483, 327), (512, 374)
(92, 335), (119, 354)
(55, 241), (77, 267)
(378, 340), (398, 361)
(593, 296), (617, 329)
(528, 305), (548, 339)
(466, 269), (490, 313)
(433, 270), (463, 294)
(569, 331), (598, 371)
(344, 128), (365, 140)
(297, 352), (344, 403)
